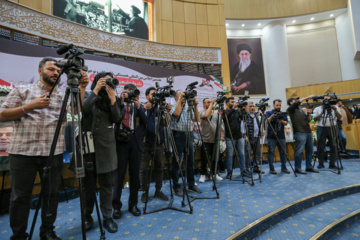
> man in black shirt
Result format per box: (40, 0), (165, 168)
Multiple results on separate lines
(224, 97), (246, 178)
(287, 96), (319, 174)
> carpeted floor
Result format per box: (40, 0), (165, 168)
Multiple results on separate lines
(0, 159), (359, 240)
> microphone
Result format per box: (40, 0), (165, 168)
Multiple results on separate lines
(187, 81), (198, 87)
(261, 98), (269, 101)
(57, 44), (73, 55)
(155, 82), (160, 88)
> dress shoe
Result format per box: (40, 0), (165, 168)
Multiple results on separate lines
(128, 205), (141, 216)
(103, 218), (118, 233)
(241, 170), (250, 178)
(40, 229), (61, 240)
(154, 190), (169, 201)
(306, 168), (319, 173)
(295, 169), (307, 174)
(226, 171), (232, 179)
(188, 185), (202, 194)
(281, 168), (291, 174)
(141, 191), (148, 203)
(317, 164), (325, 169)
(253, 168), (265, 174)
(112, 209), (121, 219)
(269, 169), (277, 175)
(329, 164), (338, 169)
(84, 216), (94, 231)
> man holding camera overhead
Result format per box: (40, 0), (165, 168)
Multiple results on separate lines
(265, 99), (290, 174)
(287, 96), (319, 174)
(313, 95), (342, 169)
(112, 84), (147, 218)
(170, 90), (202, 196)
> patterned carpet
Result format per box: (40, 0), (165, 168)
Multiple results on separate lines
(0, 159), (359, 240)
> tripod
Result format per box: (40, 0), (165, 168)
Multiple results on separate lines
(262, 109), (297, 177)
(312, 106), (342, 174)
(142, 98), (193, 214)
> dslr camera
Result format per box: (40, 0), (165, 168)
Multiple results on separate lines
(124, 88), (140, 103)
(272, 109), (284, 121)
(105, 77), (119, 89)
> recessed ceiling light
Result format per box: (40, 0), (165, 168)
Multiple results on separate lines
(242, 24), (245, 27)
(310, 17), (315, 21)
(226, 23), (229, 27)
(330, 14), (334, 17)
(258, 23), (261, 26)
(292, 20), (296, 23)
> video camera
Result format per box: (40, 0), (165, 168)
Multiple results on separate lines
(184, 81), (198, 99)
(56, 43), (88, 87)
(152, 76), (176, 104)
(255, 98), (269, 112)
(272, 109), (284, 121)
(322, 92), (337, 108)
(238, 95), (250, 108)
(215, 90), (230, 104)
(105, 77), (119, 89)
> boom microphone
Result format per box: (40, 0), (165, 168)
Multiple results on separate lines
(188, 81), (198, 87)
(57, 44), (74, 55)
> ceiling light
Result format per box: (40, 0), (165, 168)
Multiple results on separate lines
(226, 23), (229, 27)
(241, 24), (245, 27)
(257, 23), (261, 26)
(330, 14), (334, 17)
(310, 17), (315, 21)
(292, 20), (296, 23)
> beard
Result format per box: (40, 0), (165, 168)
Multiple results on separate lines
(239, 58), (251, 72)
(42, 72), (56, 87)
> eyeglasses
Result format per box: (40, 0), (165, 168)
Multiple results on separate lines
(0, 132), (12, 137)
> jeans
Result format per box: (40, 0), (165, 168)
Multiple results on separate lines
(338, 127), (347, 151)
(294, 132), (313, 170)
(225, 137), (245, 172)
(267, 138), (287, 170)
(171, 131), (195, 189)
(9, 154), (63, 240)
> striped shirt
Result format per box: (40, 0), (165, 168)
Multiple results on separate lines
(0, 81), (68, 156)
(170, 104), (193, 132)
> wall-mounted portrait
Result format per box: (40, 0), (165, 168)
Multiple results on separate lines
(227, 38), (266, 96)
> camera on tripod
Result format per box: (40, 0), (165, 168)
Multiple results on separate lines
(55, 43), (87, 87)
(238, 95), (250, 108)
(152, 76), (176, 104)
(255, 98), (269, 112)
(215, 91), (229, 104)
(184, 82), (198, 99)
(105, 77), (119, 89)
(322, 92), (337, 109)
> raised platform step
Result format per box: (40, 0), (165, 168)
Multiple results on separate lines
(256, 193), (360, 239)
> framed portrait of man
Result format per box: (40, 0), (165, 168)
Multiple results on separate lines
(227, 38), (266, 96)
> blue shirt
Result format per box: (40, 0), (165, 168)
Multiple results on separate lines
(266, 110), (288, 139)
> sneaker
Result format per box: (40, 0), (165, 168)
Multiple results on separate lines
(317, 164), (325, 169)
(194, 182), (198, 186)
(199, 175), (206, 183)
(215, 174), (223, 181)
(154, 190), (169, 201)
(141, 191), (148, 203)
(188, 185), (202, 194)
(174, 188), (183, 197)
(269, 169), (277, 175)
(40, 229), (61, 240)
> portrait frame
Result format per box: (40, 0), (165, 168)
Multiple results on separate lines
(227, 38), (267, 96)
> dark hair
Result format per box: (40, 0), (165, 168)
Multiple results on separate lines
(273, 99), (282, 105)
(146, 87), (156, 96)
(226, 97), (234, 103)
(124, 83), (136, 90)
(203, 98), (210, 103)
(38, 57), (57, 69)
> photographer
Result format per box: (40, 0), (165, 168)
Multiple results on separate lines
(0, 57), (88, 240)
(313, 95), (342, 169)
(139, 87), (170, 203)
(287, 96), (319, 174)
(336, 99), (353, 153)
(199, 98), (224, 183)
(265, 99), (290, 174)
(170, 90), (202, 196)
(81, 72), (120, 233)
(112, 84), (147, 218)
(224, 97), (246, 179)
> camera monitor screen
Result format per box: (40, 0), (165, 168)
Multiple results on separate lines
(53, 0), (150, 40)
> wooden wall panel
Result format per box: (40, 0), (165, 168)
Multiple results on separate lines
(208, 25), (220, 47)
(185, 23), (198, 46)
(217, 4), (225, 26)
(161, 21), (174, 44)
(172, 1), (185, 23)
(207, 0), (218, 4)
(195, 3), (208, 25)
(196, 25), (209, 46)
(161, 0), (173, 21)
(184, 2), (197, 24)
(207, 5), (219, 25)
(173, 22), (186, 45)
(225, 0), (348, 19)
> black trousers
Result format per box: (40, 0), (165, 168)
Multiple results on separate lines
(317, 126), (337, 165)
(200, 142), (215, 175)
(83, 153), (114, 220)
(112, 135), (140, 210)
(139, 143), (164, 192)
(9, 154), (63, 240)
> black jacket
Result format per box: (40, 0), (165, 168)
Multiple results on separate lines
(224, 108), (243, 139)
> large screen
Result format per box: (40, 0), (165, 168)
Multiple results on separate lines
(53, 0), (149, 40)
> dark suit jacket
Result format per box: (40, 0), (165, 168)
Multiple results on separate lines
(116, 99), (147, 152)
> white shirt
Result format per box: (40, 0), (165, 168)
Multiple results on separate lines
(313, 105), (340, 127)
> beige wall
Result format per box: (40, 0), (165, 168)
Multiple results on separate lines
(8, 0), (51, 14)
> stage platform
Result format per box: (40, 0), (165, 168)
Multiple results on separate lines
(0, 159), (359, 240)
